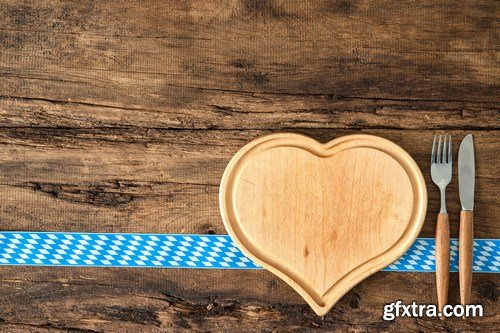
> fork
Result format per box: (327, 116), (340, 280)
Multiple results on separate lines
(431, 134), (452, 315)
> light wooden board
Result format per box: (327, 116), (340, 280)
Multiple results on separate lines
(220, 134), (427, 315)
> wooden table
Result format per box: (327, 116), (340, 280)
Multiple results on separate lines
(0, 1), (498, 332)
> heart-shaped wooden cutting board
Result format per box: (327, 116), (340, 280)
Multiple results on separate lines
(219, 134), (427, 316)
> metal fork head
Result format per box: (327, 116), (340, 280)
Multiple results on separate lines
(431, 134), (452, 165)
(431, 134), (452, 213)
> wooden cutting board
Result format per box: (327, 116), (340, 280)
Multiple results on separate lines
(219, 134), (427, 316)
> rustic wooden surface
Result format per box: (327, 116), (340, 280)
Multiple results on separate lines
(0, 0), (498, 332)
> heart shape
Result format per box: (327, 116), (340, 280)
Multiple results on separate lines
(220, 134), (427, 316)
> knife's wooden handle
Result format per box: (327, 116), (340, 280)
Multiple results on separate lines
(435, 213), (450, 314)
(459, 210), (474, 306)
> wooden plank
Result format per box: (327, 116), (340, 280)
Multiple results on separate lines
(0, 1), (498, 109)
(0, 267), (498, 332)
(1, 96), (499, 130)
(1, 129), (498, 238)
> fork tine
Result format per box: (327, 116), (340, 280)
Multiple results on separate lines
(448, 135), (452, 163)
(437, 135), (442, 163)
(431, 135), (437, 163)
(443, 135), (448, 163)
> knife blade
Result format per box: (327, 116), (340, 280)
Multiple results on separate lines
(459, 134), (475, 210)
(458, 134), (475, 307)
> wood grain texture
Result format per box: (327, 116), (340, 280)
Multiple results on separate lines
(459, 210), (474, 306)
(220, 133), (426, 315)
(0, 0), (499, 331)
(435, 213), (450, 314)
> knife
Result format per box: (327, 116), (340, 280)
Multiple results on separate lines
(458, 134), (475, 306)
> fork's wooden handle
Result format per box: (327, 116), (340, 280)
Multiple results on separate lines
(459, 210), (474, 306)
(435, 213), (450, 314)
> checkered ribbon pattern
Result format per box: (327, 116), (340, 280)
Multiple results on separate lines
(0, 233), (498, 272)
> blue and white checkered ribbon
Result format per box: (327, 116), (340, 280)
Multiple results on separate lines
(0, 232), (498, 272)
